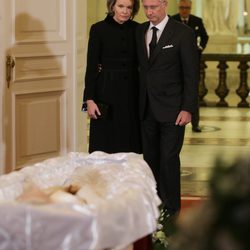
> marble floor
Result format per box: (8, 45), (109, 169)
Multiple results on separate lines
(180, 107), (250, 197)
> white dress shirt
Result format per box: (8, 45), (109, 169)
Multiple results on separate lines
(146, 15), (169, 57)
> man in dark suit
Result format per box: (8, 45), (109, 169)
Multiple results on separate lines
(172, 0), (209, 132)
(136, 0), (199, 215)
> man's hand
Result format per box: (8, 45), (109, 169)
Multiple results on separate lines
(175, 110), (191, 126)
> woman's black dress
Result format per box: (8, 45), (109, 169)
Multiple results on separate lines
(83, 15), (142, 154)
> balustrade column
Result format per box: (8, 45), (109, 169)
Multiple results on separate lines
(215, 60), (229, 107)
(199, 60), (208, 106)
(236, 61), (250, 107)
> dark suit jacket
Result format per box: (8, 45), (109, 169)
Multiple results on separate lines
(171, 14), (209, 52)
(136, 17), (199, 123)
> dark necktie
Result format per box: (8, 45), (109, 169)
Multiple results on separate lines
(149, 26), (158, 58)
(183, 19), (188, 25)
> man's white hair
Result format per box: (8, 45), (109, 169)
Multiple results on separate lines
(178, 0), (192, 3)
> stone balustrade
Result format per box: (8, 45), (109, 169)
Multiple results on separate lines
(200, 53), (250, 108)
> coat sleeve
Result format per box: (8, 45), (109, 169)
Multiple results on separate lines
(198, 18), (209, 51)
(83, 24), (102, 102)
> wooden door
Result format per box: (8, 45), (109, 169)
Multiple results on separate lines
(1, 0), (76, 172)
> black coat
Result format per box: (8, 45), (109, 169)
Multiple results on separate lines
(83, 15), (141, 153)
(171, 14), (209, 54)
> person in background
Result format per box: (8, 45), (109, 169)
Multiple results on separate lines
(82, 0), (142, 154)
(172, 0), (209, 132)
(136, 0), (199, 218)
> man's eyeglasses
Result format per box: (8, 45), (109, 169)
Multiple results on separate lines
(179, 6), (191, 10)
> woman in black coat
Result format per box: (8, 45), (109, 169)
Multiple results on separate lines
(83, 0), (141, 154)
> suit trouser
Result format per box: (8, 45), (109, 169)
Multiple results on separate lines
(191, 101), (200, 128)
(141, 105), (185, 213)
(191, 55), (202, 128)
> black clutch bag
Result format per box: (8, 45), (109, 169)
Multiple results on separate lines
(96, 102), (110, 119)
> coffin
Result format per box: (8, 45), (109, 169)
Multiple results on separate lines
(0, 152), (160, 250)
